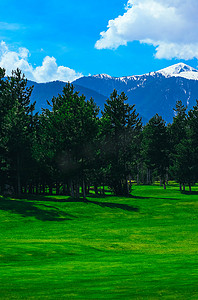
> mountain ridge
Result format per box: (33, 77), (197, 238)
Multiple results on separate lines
(28, 63), (198, 123)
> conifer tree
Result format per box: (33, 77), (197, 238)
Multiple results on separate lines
(187, 100), (198, 189)
(142, 114), (169, 189)
(101, 90), (142, 195)
(168, 101), (191, 191)
(42, 83), (99, 197)
(2, 69), (35, 195)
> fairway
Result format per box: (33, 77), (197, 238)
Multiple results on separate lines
(0, 184), (198, 299)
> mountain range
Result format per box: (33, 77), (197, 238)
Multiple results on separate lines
(29, 63), (198, 123)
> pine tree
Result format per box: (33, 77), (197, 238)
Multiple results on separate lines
(187, 100), (198, 189)
(142, 114), (169, 189)
(2, 69), (35, 195)
(0, 67), (10, 191)
(168, 101), (191, 191)
(42, 83), (99, 197)
(101, 90), (142, 195)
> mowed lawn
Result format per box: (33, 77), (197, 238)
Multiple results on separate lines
(0, 184), (198, 299)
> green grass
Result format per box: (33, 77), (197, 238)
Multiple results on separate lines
(0, 184), (198, 299)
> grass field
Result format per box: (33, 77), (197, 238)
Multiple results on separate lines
(0, 184), (198, 299)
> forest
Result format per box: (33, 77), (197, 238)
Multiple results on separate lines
(0, 67), (198, 197)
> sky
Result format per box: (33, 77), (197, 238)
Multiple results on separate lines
(0, 0), (198, 82)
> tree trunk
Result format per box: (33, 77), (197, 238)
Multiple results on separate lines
(43, 184), (45, 194)
(179, 183), (182, 191)
(70, 180), (74, 198)
(137, 173), (139, 185)
(103, 185), (105, 195)
(29, 184), (33, 194)
(24, 185), (27, 194)
(17, 153), (21, 196)
(35, 184), (38, 195)
(166, 173), (169, 185)
(49, 184), (53, 195)
(63, 184), (66, 195)
(183, 184), (185, 192)
(66, 183), (70, 195)
(146, 169), (149, 185)
(86, 185), (90, 195)
(75, 183), (80, 198)
(94, 185), (98, 195)
(189, 183), (191, 193)
(126, 177), (129, 195)
(149, 169), (151, 184)
(163, 181), (166, 190)
(56, 183), (59, 195)
(82, 180), (86, 199)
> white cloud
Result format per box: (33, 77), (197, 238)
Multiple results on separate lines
(0, 41), (83, 82)
(95, 0), (198, 60)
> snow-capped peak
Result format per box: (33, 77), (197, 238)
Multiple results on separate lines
(93, 74), (113, 79)
(156, 63), (198, 80)
(91, 63), (198, 81)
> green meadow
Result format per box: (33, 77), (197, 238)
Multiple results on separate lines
(0, 184), (198, 299)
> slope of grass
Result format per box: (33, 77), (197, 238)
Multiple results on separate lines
(0, 184), (198, 299)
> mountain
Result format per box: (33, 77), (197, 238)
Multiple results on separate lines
(155, 63), (198, 80)
(28, 63), (198, 123)
(27, 80), (106, 113)
(72, 63), (198, 123)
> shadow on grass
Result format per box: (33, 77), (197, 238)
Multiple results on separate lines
(56, 197), (139, 212)
(24, 192), (180, 205)
(82, 198), (139, 212)
(181, 191), (198, 195)
(20, 194), (139, 212)
(85, 193), (180, 201)
(22, 191), (179, 202)
(0, 197), (75, 221)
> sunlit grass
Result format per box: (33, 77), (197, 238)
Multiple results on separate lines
(0, 184), (198, 299)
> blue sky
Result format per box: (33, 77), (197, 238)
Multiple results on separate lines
(0, 0), (198, 82)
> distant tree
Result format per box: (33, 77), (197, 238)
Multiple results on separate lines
(142, 114), (169, 189)
(101, 89), (142, 195)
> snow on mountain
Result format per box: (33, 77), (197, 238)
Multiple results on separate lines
(72, 62), (198, 123)
(155, 63), (198, 80)
(92, 74), (113, 79)
(92, 63), (198, 82)
(29, 62), (198, 124)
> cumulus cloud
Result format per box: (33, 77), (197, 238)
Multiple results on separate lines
(0, 41), (83, 82)
(95, 0), (198, 60)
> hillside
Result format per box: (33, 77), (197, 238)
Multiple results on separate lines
(27, 80), (106, 113)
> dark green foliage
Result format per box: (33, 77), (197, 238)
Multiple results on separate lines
(0, 68), (36, 194)
(142, 114), (169, 188)
(169, 101), (194, 191)
(101, 90), (142, 195)
(40, 83), (99, 197)
(187, 100), (198, 184)
(1, 67), (198, 195)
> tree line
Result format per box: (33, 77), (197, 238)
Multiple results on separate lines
(0, 68), (198, 197)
